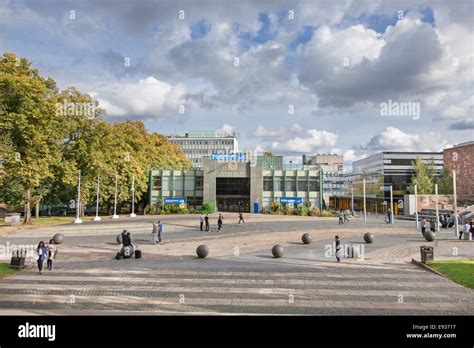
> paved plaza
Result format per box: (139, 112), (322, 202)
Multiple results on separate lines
(0, 214), (473, 315)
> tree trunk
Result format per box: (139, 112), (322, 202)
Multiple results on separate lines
(23, 188), (32, 225)
(35, 200), (40, 219)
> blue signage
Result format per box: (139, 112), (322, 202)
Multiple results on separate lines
(164, 197), (186, 205)
(279, 197), (302, 205)
(211, 153), (246, 161)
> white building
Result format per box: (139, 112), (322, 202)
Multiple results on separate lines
(169, 131), (238, 168)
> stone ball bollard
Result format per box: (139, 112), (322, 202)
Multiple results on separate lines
(196, 245), (209, 258)
(363, 232), (374, 244)
(272, 245), (284, 258)
(424, 231), (436, 242)
(53, 233), (64, 245)
(116, 233), (123, 245)
(302, 233), (312, 244)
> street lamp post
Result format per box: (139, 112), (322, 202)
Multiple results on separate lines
(74, 170), (83, 224)
(414, 184), (419, 228)
(93, 175), (101, 221)
(363, 178), (367, 221)
(112, 174), (119, 219)
(435, 183), (439, 231)
(453, 170), (458, 237)
(130, 176), (136, 218)
(389, 184), (394, 225)
(351, 186), (354, 217)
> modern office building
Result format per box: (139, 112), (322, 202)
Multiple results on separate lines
(148, 155), (324, 213)
(168, 131), (238, 168)
(302, 154), (343, 173)
(443, 141), (474, 203)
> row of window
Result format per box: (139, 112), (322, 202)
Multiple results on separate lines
(152, 176), (204, 191)
(263, 176), (319, 192)
(172, 140), (234, 146)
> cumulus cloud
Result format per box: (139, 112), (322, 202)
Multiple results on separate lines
(271, 129), (338, 154)
(363, 127), (451, 152)
(88, 76), (192, 119)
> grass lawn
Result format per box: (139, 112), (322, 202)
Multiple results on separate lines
(0, 263), (21, 278)
(1, 216), (95, 227)
(428, 259), (474, 289)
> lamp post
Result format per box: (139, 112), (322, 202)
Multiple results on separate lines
(112, 174), (119, 219)
(351, 186), (354, 217)
(435, 183), (439, 231)
(74, 170), (83, 224)
(414, 184), (418, 228)
(93, 175), (101, 221)
(363, 178), (367, 221)
(389, 184), (394, 225)
(130, 176), (136, 218)
(453, 170), (458, 237)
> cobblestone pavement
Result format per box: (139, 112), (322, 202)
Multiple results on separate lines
(0, 214), (473, 315)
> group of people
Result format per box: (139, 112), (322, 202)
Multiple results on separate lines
(338, 210), (350, 225)
(151, 221), (163, 244)
(36, 239), (57, 274)
(199, 213), (244, 232)
(420, 217), (437, 236)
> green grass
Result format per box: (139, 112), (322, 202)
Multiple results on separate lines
(1, 216), (95, 227)
(428, 259), (474, 289)
(0, 263), (21, 278)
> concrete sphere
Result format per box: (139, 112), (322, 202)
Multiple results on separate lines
(272, 245), (284, 258)
(302, 233), (312, 244)
(53, 233), (64, 245)
(424, 231), (436, 242)
(196, 245), (209, 258)
(363, 232), (374, 244)
(116, 233), (123, 245)
(121, 245), (133, 259)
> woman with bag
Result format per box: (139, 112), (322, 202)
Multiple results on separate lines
(36, 241), (47, 275)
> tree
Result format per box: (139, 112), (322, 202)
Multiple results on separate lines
(409, 156), (437, 194)
(263, 151), (273, 156)
(436, 167), (454, 195)
(0, 52), (63, 224)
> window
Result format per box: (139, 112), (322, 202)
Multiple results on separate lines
(274, 177), (283, 191)
(309, 176), (319, 191)
(162, 177), (170, 190)
(263, 176), (273, 191)
(297, 176), (308, 191)
(285, 176), (296, 191)
(152, 176), (161, 190)
(195, 176), (204, 190)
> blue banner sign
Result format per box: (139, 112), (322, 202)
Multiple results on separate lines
(211, 152), (246, 161)
(164, 197), (186, 205)
(279, 197), (302, 204)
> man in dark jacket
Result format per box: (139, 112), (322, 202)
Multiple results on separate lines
(335, 235), (341, 263)
(204, 214), (210, 232)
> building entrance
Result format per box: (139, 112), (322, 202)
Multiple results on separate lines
(216, 178), (250, 212)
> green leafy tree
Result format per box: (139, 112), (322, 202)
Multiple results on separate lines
(436, 167), (454, 195)
(409, 156), (437, 194)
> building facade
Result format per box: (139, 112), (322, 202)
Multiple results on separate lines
(149, 156), (324, 213)
(168, 131), (238, 168)
(302, 153), (343, 173)
(443, 141), (474, 203)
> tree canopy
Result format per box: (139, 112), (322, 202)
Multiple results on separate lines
(0, 52), (191, 223)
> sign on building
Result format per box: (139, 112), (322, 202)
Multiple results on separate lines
(164, 197), (186, 205)
(279, 197), (303, 204)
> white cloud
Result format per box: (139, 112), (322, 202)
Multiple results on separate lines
(271, 129), (338, 154)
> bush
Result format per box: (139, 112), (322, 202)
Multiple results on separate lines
(199, 202), (215, 214)
(297, 205), (309, 216)
(269, 201), (282, 214)
(319, 210), (338, 217)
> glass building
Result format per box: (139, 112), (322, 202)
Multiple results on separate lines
(148, 156), (324, 213)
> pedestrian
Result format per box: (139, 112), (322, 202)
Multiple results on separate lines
(338, 210), (344, 225)
(46, 239), (56, 271)
(217, 214), (223, 232)
(420, 218), (427, 236)
(430, 219), (436, 233)
(459, 221), (471, 240)
(157, 221), (163, 244)
(238, 212), (244, 224)
(204, 214), (209, 232)
(343, 210), (350, 223)
(200, 214), (204, 231)
(36, 241), (47, 275)
(151, 221), (159, 244)
(385, 209), (391, 224)
(334, 235), (341, 263)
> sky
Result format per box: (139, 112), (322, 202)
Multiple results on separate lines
(0, 0), (472, 169)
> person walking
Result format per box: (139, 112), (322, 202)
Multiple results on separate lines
(157, 221), (163, 244)
(430, 219), (436, 233)
(200, 214), (204, 231)
(459, 221), (471, 240)
(338, 210), (344, 225)
(36, 241), (47, 275)
(217, 214), (223, 232)
(420, 218), (427, 237)
(385, 209), (392, 224)
(151, 221), (159, 245)
(46, 239), (56, 271)
(334, 235), (341, 263)
(205, 214), (210, 232)
(343, 210), (350, 223)
(238, 212), (245, 224)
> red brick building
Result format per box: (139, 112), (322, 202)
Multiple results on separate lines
(443, 141), (474, 203)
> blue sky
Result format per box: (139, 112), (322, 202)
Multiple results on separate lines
(0, 0), (472, 168)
